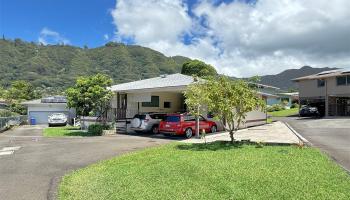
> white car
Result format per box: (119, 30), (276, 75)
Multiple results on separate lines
(48, 113), (68, 127)
(131, 113), (166, 134)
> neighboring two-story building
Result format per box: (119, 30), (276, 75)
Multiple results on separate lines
(293, 69), (350, 117)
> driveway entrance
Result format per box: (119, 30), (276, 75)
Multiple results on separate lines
(0, 126), (172, 200)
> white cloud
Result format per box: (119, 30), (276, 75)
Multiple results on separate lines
(104, 34), (109, 40)
(38, 27), (70, 45)
(111, 0), (350, 77)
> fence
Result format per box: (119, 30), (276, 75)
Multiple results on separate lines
(0, 115), (27, 132)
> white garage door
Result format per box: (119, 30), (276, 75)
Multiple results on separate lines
(29, 111), (69, 124)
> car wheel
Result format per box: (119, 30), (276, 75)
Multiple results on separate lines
(151, 125), (159, 134)
(185, 128), (193, 138)
(211, 125), (217, 133)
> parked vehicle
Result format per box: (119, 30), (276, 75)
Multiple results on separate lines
(130, 113), (166, 134)
(159, 113), (217, 138)
(299, 106), (320, 117)
(48, 113), (67, 127)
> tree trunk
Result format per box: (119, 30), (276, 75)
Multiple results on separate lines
(195, 106), (200, 138)
(229, 130), (234, 143)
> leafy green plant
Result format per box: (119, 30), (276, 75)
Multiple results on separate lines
(184, 76), (265, 143)
(267, 104), (285, 112)
(87, 124), (104, 136)
(291, 103), (299, 108)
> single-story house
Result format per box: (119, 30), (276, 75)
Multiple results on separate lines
(22, 96), (76, 124)
(293, 69), (350, 116)
(108, 73), (277, 129)
(267, 92), (299, 108)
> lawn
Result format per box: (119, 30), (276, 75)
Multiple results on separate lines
(59, 142), (350, 200)
(268, 107), (299, 117)
(43, 126), (93, 137)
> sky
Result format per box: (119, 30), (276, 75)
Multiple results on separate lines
(1, 0), (350, 77)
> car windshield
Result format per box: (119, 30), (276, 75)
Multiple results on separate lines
(133, 114), (146, 120)
(51, 113), (65, 118)
(165, 116), (180, 122)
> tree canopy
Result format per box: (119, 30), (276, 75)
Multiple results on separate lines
(1, 80), (41, 115)
(184, 76), (265, 142)
(65, 74), (113, 117)
(181, 60), (217, 78)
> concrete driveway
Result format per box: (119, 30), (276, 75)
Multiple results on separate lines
(278, 117), (350, 172)
(0, 126), (173, 200)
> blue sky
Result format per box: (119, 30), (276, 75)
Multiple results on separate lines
(1, 0), (349, 77)
(0, 0), (115, 47)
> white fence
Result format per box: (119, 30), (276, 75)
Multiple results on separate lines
(0, 116), (27, 131)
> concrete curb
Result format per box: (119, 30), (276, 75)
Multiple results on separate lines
(283, 122), (350, 175)
(283, 121), (311, 146)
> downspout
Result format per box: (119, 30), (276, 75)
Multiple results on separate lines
(325, 79), (329, 117)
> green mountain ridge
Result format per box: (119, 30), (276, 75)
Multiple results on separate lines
(0, 39), (191, 94)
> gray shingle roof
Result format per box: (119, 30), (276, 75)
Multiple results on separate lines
(110, 73), (196, 92)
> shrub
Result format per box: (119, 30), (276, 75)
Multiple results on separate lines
(87, 124), (112, 136)
(291, 103), (299, 108)
(267, 104), (285, 112)
(88, 124), (104, 136)
(0, 109), (15, 117)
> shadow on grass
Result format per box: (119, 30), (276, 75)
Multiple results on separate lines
(177, 140), (294, 151)
(62, 131), (100, 137)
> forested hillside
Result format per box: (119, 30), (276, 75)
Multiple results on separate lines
(0, 39), (190, 93)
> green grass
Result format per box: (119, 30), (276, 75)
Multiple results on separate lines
(43, 126), (96, 137)
(59, 142), (350, 200)
(268, 108), (299, 117)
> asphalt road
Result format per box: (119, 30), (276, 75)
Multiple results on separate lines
(0, 126), (174, 200)
(278, 117), (350, 172)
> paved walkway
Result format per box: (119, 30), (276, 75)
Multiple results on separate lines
(183, 121), (301, 144)
(0, 126), (173, 200)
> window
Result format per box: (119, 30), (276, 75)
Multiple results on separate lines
(317, 79), (325, 87)
(150, 114), (166, 120)
(164, 102), (171, 108)
(142, 96), (159, 107)
(199, 116), (206, 121)
(165, 116), (180, 122)
(184, 115), (196, 121)
(336, 76), (347, 86)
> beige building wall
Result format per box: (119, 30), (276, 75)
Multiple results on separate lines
(326, 77), (350, 96)
(298, 76), (350, 98)
(297, 80), (325, 98)
(125, 92), (184, 118)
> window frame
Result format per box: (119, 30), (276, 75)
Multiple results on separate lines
(317, 79), (325, 87)
(141, 96), (160, 107)
(336, 76), (347, 86)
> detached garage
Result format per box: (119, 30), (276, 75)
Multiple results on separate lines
(22, 96), (76, 125)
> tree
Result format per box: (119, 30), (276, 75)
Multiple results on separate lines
(4, 81), (40, 101)
(65, 74), (113, 119)
(183, 77), (208, 137)
(2, 81), (41, 115)
(181, 60), (217, 78)
(184, 76), (265, 143)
